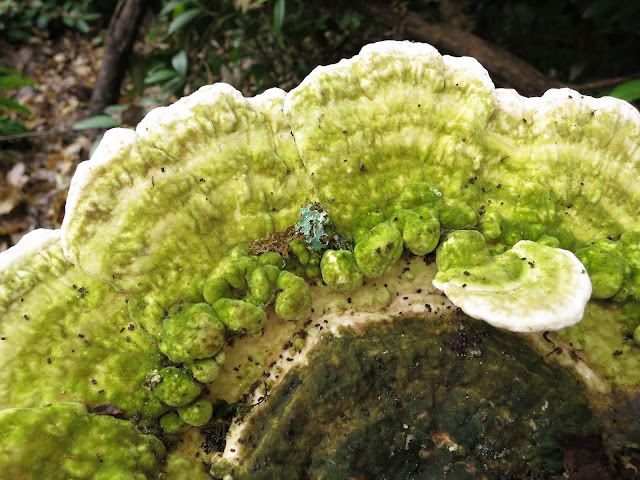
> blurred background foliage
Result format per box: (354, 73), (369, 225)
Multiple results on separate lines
(136, 0), (640, 102)
(126, 0), (640, 104)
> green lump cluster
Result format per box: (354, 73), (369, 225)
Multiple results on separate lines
(151, 352), (227, 434)
(152, 303), (225, 432)
(575, 235), (640, 302)
(572, 233), (640, 344)
(480, 194), (640, 306)
(203, 245), (313, 323)
(149, 197), (639, 435)
(481, 207), (577, 251)
(319, 191), (473, 291)
(150, 245), (316, 435)
(150, 366), (213, 432)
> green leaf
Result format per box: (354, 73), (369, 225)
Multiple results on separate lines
(582, 0), (617, 19)
(62, 15), (75, 27)
(72, 115), (120, 130)
(76, 18), (89, 33)
(273, 0), (285, 34)
(145, 69), (178, 85)
(0, 117), (30, 136)
(0, 96), (31, 114)
(160, 0), (189, 18)
(608, 79), (640, 102)
(0, 76), (35, 89)
(89, 135), (103, 157)
(168, 7), (202, 35)
(171, 51), (188, 77)
(568, 62), (586, 82)
(103, 104), (130, 114)
(216, 12), (237, 27)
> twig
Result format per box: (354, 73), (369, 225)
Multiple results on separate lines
(570, 73), (640, 92)
(0, 128), (71, 142)
(0, 124), (109, 142)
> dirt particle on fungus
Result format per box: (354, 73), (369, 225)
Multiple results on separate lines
(91, 379), (97, 385)
(91, 404), (122, 416)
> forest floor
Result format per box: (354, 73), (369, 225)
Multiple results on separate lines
(0, 29), (168, 252)
(0, 31), (100, 251)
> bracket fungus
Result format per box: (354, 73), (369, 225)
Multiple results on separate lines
(1, 40), (640, 478)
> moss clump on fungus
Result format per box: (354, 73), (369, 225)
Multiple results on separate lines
(354, 223), (404, 278)
(159, 303), (226, 363)
(319, 249), (363, 292)
(151, 367), (202, 408)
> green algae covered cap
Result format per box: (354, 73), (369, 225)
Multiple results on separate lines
(0, 402), (165, 479)
(0, 229), (165, 420)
